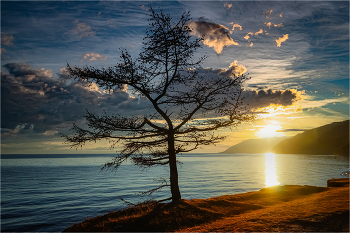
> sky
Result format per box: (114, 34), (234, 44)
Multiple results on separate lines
(1, 1), (349, 154)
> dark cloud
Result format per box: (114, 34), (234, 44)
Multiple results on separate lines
(189, 20), (239, 54)
(276, 129), (306, 132)
(248, 85), (269, 90)
(1, 63), (147, 136)
(1, 62), (301, 138)
(191, 67), (298, 111)
(197, 60), (247, 78)
(176, 65), (299, 119)
(243, 89), (298, 109)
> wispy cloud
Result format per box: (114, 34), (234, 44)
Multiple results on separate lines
(189, 20), (239, 54)
(298, 96), (349, 109)
(275, 34), (289, 47)
(81, 53), (107, 62)
(106, 19), (116, 28)
(1, 33), (14, 46)
(72, 20), (95, 38)
(1, 48), (6, 54)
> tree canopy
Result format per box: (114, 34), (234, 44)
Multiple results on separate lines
(63, 9), (254, 202)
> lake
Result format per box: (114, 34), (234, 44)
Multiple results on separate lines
(1, 153), (348, 232)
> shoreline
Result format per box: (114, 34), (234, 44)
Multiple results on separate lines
(63, 178), (349, 232)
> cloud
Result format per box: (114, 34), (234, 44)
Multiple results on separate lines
(275, 34), (289, 47)
(275, 129), (306, 132)
(188, 60), (247, 81)
(297, 96), (349, 109)
(224, 3), (232, 9)
(244, 29), (264, 40)
(248, 85), (268, 90)
(265, 22), (283, 29)
(72, 20), (95, 38)
(81, 53), (107, 62)
(229, 22), (242, 33)
(1, 33), (14, 46)
(243, 89), (299, 109)
(198, 60), (247, 79)
(189, 20), (239, 54)
(177, 68), (300, 117)
(263, 9), (273, 19)
(3, 62), (53, 79)
(226, 60), (247, 76)
(249, 42), (253, 47)
(1, 48), (6, 54)
(279, 12), (283, 18)
(43, 130), (59, 136)
(58, 67), (71, 80)
(1, 62), (145, 136)
(140, 5), (149, 11)
(254, 29), (263, 35)
(0, 62), (301, 144)
(106, 19), (116, 28)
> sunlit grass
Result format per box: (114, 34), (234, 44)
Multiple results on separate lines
(64, 182), (349, 232)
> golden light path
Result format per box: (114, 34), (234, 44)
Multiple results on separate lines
(264, 153), (280, 187)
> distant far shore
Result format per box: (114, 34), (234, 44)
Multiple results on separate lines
(63, 178), (349, 232)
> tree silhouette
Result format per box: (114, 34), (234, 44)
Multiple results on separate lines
(63, 9), (253, 202)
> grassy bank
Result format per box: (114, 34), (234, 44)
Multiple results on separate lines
(63, 178), (349, 232)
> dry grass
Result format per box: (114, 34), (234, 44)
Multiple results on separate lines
(63, 179), (349, 232)
(180, 186), (349, 232)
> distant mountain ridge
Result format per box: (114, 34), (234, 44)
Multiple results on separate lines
(272, 120), (349, 157)
(221, 137), (288, 154)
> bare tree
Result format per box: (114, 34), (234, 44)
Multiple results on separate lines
(63, 9), (253, 202)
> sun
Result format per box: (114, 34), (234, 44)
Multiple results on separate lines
(256, 123), (283, 138)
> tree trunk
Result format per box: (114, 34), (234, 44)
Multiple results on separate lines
(168, 132), (181, 202)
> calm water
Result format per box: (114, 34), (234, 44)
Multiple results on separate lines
(1, 153), (348, 232)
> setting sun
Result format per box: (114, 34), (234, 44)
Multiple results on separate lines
(256, 123), (283, 138)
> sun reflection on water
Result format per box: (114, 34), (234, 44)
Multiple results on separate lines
(264, 153), (280, 187)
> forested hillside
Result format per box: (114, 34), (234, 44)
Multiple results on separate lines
(221, 137), (288, 154)
(272, 120), (349, 157)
